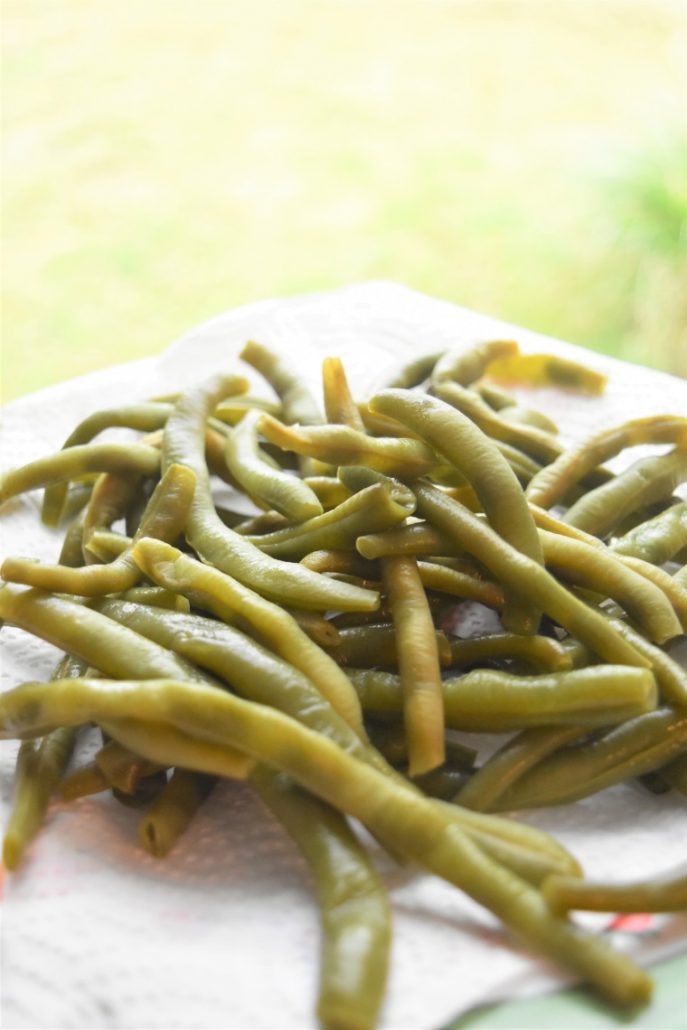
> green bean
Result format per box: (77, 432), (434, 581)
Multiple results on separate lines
(456, 726), (589, 812)
(542, 865), (687, 916)
(378, 349), (444, 389)
(413, 482), (649, 667)
(161, 371), (379, 612)
(347, 665), (656, 731)
(0, 675), (651, 1007)
(130, 538), (368, 734)
(611, 501), (687, 564)
(224, 409), (323, 521)
(476, 381), (517, 410)
(327, 623), (449, 668)
(527, 416), (687, 509)
(259, 415), (439, 478)
(448, 633), (573, 672)
(538, 530), (682, 644)
(358, 521), (458, 560)
(370, 390), (544, 634)
(0, 442), (161, 509)
(284, 608), (341, 648)
(1, 464), (196, 596)
(485, 351), (608, 394)
(232, 510), (291, 535)
(94, 738), (166, 794)
(382, 555), (446, 775)
(253, 767), (391, 1030)
(564, 448), (687, 538)
(41, 403), (174, 526)
(242, 482), (414, 560)
(213, 395), (281, 425)
(493, 440), (544, 484)
(604, 617), (687, 709)
(337, 464), (416, 503)
(419, 560), (506, 609)
(139, 769), (216, 858)
(491, 708), (687, 810)
(58, 762), (110, 801)
(357, 401), (420, 438)
(673, 564), (687, 588)
(82, 468), (149, 561)
(300, 476), (350, 510)
(431, 339), (520, 387)
(240, 340), (322, 426)
(101, 717), (255, 781)
(121, 586), (191, 612)
(58, 508), (89, 567)
(322, 356), (366, 431)
(0, 585), (213, 685)
(2, 654), (86, 870)
(500, 405), (560, 435)
(300, 548), (380, 580)
(611, 554), (687, 632)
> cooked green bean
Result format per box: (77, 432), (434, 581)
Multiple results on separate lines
(94, 738), (166, 794)
(0, 442), (161, 508)
(448, 633), (573, 672)
(611, 501), (687, 564)
(542, 865), (687, 915)
(58, 507), (89, 567)
(300, 548), (380, 580)
(357, 521), (458, 560)
(2, 654), (86, 870)
(259, 415), (439, 478)
(485, 351), (608, 394)
(527, 415), (687, 509)
(347, 666), (656, 731)
(213, 395), (281, 425)
(0, 585), (212, 685)
(370, 390), (544, 634)
(378, 349), (444, 389)
(0, 675), (651, 1007)
(418, 561), (505, 609)
(382, 555), (446, 775)
(224, 409), (323, 521)
(284, 608), (341, 648)
(412, 482), (649, 667)
(121, 586), (191, 612)
(476, 381), (517, 410)
(1, 463), (196, 595)
(538, 530), (682, 644)
(564, 448), (687, 538)
(139, 769), (215, 858)
(611, 554), (687, 632)
(58, 762), (110, 801)
(253, 767), (391, 1030)
(82, 467), (149, 560)
(431, 339), (519, 387)
(160, 371), (379, 612)
(240, 340), (322, 426)
(604, 617), (687, 709)
(242, 482), (414, 560)
(322, 356), (366, 431)
(491, 708), (687, 810)
(673, 564), (687, 588)
(456, 726), (589, 812)
(325, 623), (449, 669)
(301, 476), (351, 509)
(130, 538), (367, 734)
(500, 405), (560, 435)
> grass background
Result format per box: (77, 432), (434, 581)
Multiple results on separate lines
(2, 0), (686, 401)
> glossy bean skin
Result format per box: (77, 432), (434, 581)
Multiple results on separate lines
(382, 556), (446, 775)
(611, 501), (687, 564)
(484, 352), (608, 394)
(253, 767), (391, 1030)
(224, 408), (323, 521)
(322, 356), (366, 431)
(430, 339), (519, 387)
(347, 665), (657, 732)
(138, 769), (216, 858)
(563, 449), (687, 538)
(542, 866), (687, 916)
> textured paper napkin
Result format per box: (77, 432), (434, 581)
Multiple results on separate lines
(1, 283), (686, 1029)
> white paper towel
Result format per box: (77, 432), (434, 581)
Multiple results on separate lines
(1, 283), (686, 1030)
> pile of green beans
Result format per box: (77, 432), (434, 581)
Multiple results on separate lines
(1, 336), (686, 1029)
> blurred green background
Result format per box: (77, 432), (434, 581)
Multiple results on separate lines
(2, 0), (686, 401)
